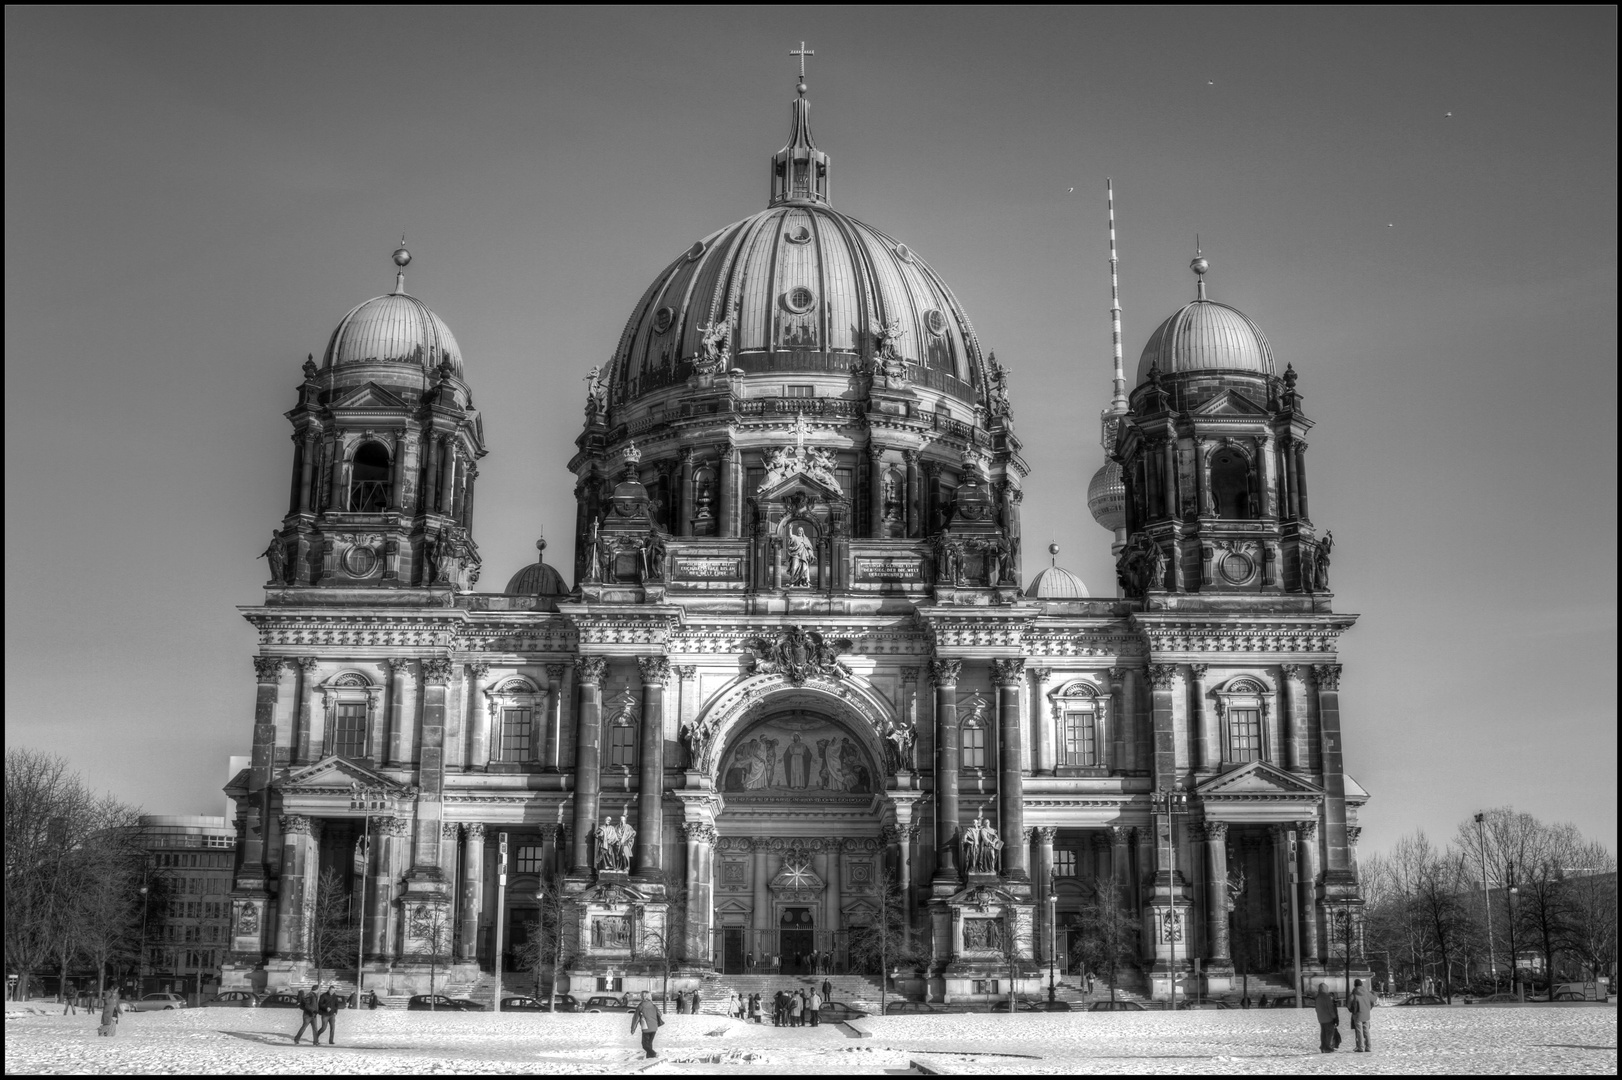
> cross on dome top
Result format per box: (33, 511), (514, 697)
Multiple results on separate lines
(790, 41), (815, 85)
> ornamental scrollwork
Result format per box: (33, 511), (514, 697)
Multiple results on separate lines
(742, 625), (851, 685)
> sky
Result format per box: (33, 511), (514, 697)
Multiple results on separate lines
(5, 7), (1616, 858)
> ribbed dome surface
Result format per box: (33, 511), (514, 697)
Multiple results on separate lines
(1135, 299), (1274, 385)
(1024, 565), (1090, 599)
(612, 205), (985, 403)
(1087, 461), (1126, 532)
(505, 561), (568, 596)
(323, 293), (464, 375)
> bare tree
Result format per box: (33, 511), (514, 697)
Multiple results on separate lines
(1071, 880), (1139, 1004)
(633, 872), (688, 1009)
(306, 868), (358, 986)
(408, 903), (455, 1005)
(845, 868), (924, 1014)
(1557, 844), (1616, 984)
(510, 867), (572, 1008)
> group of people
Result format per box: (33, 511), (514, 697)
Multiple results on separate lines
(745, 951), (838, 975)
(1314, 979), (1380, 1054)
(769, 986), (827, 1027)
(672, 988), (704, 1014)
(292, 985), (345, 1046)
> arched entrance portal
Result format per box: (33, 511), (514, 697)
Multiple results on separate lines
(712, 708), (886, 976)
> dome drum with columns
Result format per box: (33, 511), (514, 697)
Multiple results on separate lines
(227, 62), (1368, 1009)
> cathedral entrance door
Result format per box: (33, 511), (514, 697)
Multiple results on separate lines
(722, 928), (745, 974)
(780, 908), (814, 973)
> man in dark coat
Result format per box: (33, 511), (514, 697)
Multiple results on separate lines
(1314, 982), (1340, 1053)
(98, 990), (120, 1037)
(1347, 978), (1377, 1052)
(821, 978), (833, 1002)
(293, 987), (320, 1045)
(317, 984), (339, 1045)
(630, 990), (662, 1058)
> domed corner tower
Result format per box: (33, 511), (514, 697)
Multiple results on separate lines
(1112, 254), (1330, 600)
(568, 75), (1026, 605)
(263, 242), (487, 593)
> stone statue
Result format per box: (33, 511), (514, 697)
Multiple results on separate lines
(695, 316), (731, 376)
(423, 531), (443, 584)
(1149, 543), (1169, 592)
(595, 816), (634, 874)
(874, 317), (907, 379)
(880, 715), (916, 774)
(583, 365), (608, 416)
(641, 528), (667, 582)
(784, 525), (815, 588)
(986, 353), (1011, 416)
(259, 534), (288, 585)
(962, 812), (1003, 875)
(1313, 531), (1333, 591)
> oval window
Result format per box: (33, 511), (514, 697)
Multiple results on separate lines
(894, 243), (914, 263)
(652, 307), (674, 334)
(782, 287), (815, 314)
(685, 241), (706, 262)
(786, 224), (812, 244)
(924, 309), (947, 336)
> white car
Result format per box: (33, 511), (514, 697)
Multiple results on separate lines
(124, 992), (188, 1012)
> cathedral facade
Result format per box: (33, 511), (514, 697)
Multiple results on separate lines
(223, 73), (1369, 1003)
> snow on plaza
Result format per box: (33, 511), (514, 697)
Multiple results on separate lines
(4, 1005), (1615, 1075)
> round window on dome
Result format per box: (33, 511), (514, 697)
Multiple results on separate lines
(685, 241), (706, 262)
(924, 309), (947, 336)
(785, 224), (812, 244)
(782, 287), (816, 314)
(652, 307), (674, 334)
(894, 243), (914, 263)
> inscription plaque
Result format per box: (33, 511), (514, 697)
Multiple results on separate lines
(674, 557), (743, 580)
(855, 556), (924, 583)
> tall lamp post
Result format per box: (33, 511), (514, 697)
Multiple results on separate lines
(493, 832), (509, 1013)
(137, 882), (151, 995)
(1288, 828), (1303, 1009)
(1046, 868), (1058, 1003)
(1507, 867), (1521, 1002)
(1473, 813), (1497, 989)
(1150, 790), (1189, 1010)
(349, 783), (388, 1009)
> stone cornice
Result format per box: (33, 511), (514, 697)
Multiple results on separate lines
(1131, 612), (1358, 656)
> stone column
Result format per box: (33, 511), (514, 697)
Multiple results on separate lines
(931, 658), (963, 880)
(1133, 826), (1155, 917)
(993, 659), (1027, 879)
(413, 659), (453, 869)
(544, 664), (567, 770)
(1036, 826), (1057, 959)
(1293, 441), (1310, 522)
(903, 449), (921, 537)
(867, 443), (885, 537)
(439, 439), (457, 515)
(1146, 665), (1178, 788)
(1298, 819), (1321, 963)
(827, 840), (843, 950)
(378, 815), (410, 961)
(677, 447), (694, 537)
(1107, 667), (1127, 774)
(242, 657), (283, 884)
(1163, 438), (1180, 522)
(466, 663), (491, 771)
(683, 822), (716, 964)
(1109, 825), (1132, 910)
(1313, 664), (1353, 884)
(635, 656), (669, 878)
(674, 665), (699, 768)
(327, 435), (346, 511)
(294, 657), (319, 763)
(297, 433), (316, 514)
(1259, 433), (1279, 520)
(922, 460), (941, 533)
(751, 842), (772, 960)
(458, 823), (485, 963)
(1092, 830), (1111, 891)
(364, 817), (391, 960)
(1269, 824), (1293, 967)
(1279, 666), (1304, 772)
(1030, 667), (1054, 775)
(718, 440), (738, 538)
(1204, 821), (1231, 962)
(274, 815), (319, 958)
(385, 658), (410, 766)
(571, 656), (608, 873)
(1281, 437), (1300, 521)
(1190, 665), (1216, 774)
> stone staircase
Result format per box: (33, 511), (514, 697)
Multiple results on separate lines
(439, 971), (499, 1008)
(695, 973), (888, 1015)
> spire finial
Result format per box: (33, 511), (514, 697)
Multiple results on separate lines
(1106, 179), (1128, 414)
(769, 50), (831, 206)
(790, 41), (814, 91)
(391, 234), (411, 294)
(1190, 235), (1208, 301)
(1048, 541), (1060, 568)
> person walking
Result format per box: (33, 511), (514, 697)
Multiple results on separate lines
(293, 987), (321, 1045)
(808, 989), (821, 1028)
(317, 985), (339, 1045)
(1348, 978), (1377, 1053)
(1314, 982), (1340, 1054)
(821, 978), (832, 1003)
(675, 990), (687, 1015)
(788, 990), (803, 1027)
(691, 988), (702, 1015)
(630, 990), (663, 1059)
(97, 989), (120, 1037)
(773, 989), (785, 1026)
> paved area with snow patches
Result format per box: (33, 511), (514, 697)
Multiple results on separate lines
(5, 1001), (1615, 1074)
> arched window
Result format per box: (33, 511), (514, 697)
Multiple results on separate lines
(604, 690), (638, 770)
(1048, 681), (1109, 771)
(1210, 447), (1250, 520)
(349, 441), (392, 512)
(960, 696), (991, 770)
(1213, 676), (1274, 766)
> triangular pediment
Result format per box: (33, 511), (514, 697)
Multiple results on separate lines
(1191, 388), (1270, 417)
(1195, 759), (1324, 799)
(327, 381), (411, 411)
(277, 755), (406, 794)
(756, 470), (844, 502)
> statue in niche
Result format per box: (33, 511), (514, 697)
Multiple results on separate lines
(583, 365), (609, 416)
(1313, 531), (1334, 591)
(961, 812), (1003, 876)
(782, 733), (815, 789)
(595, 815), (634, 874)
(879, 714), (917, 774)
(641, 528), (667, 582)
(259, 534), (288, 584)
(784, 525), (815, 587)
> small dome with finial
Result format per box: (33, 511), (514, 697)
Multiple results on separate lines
(1023, 542), (1089, 599)
(1135, 251), (1275, 385)
(505, 534), (569, 599)
(322, 242), (464, 377)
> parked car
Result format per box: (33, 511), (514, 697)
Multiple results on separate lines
(1089, 1000), (1145, 1012)
(817, 1001), (867, 1022)
(580, 994), (632, 1013)
(499, 996), (550, 1012)
(884, 1000), (944, 1015)
(125, 992), (188, 1012)
(258, 992), (304, 1009)
(203, 991), (258, 1008)
(1471, 993), (1522, 1004)
(407, 994), (485, 1012)
(1397, 995), (1447, 1007)
(990, 997), (1046, 1013)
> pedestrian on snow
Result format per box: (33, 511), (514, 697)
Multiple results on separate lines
(293, 987), (320, 1045)
(773, 989), (785, 1026)
(1257, 993), (1269, 1010)
(97, 990), (120, 1037)
(808, 989), (822, 1027)
(1348, 978), (1377, 1053)
(788, 990), (803, 1027)
(63, 989), (78, 1016)
(1314, 982), (1340, 1053)
(691, 988), (702, 1015)
(749, 993), (761, 1023)
(317, 984), (339, 1044)
(675, 991), (687, 1015)
(821, 978), (832, 1002)
(630, 990), (663, 1059)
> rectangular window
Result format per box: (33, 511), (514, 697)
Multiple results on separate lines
(784, 384), (814, 398)
(1228, 707), (1262, 763)
(606, 723), (637, 768)
(516, 844), (544, 875)
(333, 702), (368, 759)
(971, 978), (1000, 995)
(1060, 710), (1098, 767)
(962, 724), (987, 769)
(500, 707), (533, 762)
(1054, 849), (1078, 877)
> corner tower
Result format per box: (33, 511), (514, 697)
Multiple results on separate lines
(265, 243), (486, 592)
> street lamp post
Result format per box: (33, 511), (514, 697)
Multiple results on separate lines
(1507, 867), (1521, 1002)
(1474, 813), (1496, 988)
(1288, 829), (1303, 1009)
(1046, 869), (1058, 1003)
(1150, 790), (1189, 1010)
(493, 832), (509, 1013)
(137, 882), (151, 995)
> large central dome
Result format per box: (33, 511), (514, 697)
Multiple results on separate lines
(607, 82), (987, 408)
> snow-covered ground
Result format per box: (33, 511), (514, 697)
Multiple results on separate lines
(4, 1000), (1615, 1074)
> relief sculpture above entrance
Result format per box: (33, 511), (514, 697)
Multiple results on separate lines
(721, 712), (876, 795)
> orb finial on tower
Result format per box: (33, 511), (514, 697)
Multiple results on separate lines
(1190, 236), (1209, 301)
(392, 235), (411, 294)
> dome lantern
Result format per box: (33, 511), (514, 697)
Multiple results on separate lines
(770, 49), (830, 207)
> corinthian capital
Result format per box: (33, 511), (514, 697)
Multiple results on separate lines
(991, 659), (1025, 686)
(253, 656), (285, 682)
(576, 656), (609, 687)
(1312, 663), (1343, 691)
(638, 656), (671, 686)
(930, 658), (963, 686)
(280, 815), (313, 836)
(468, 662), (491, 681)
(1147, 664), (1178, 689)
(422, 658), (454, 685)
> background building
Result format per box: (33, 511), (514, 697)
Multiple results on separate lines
(134, 815), (236, 1000)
